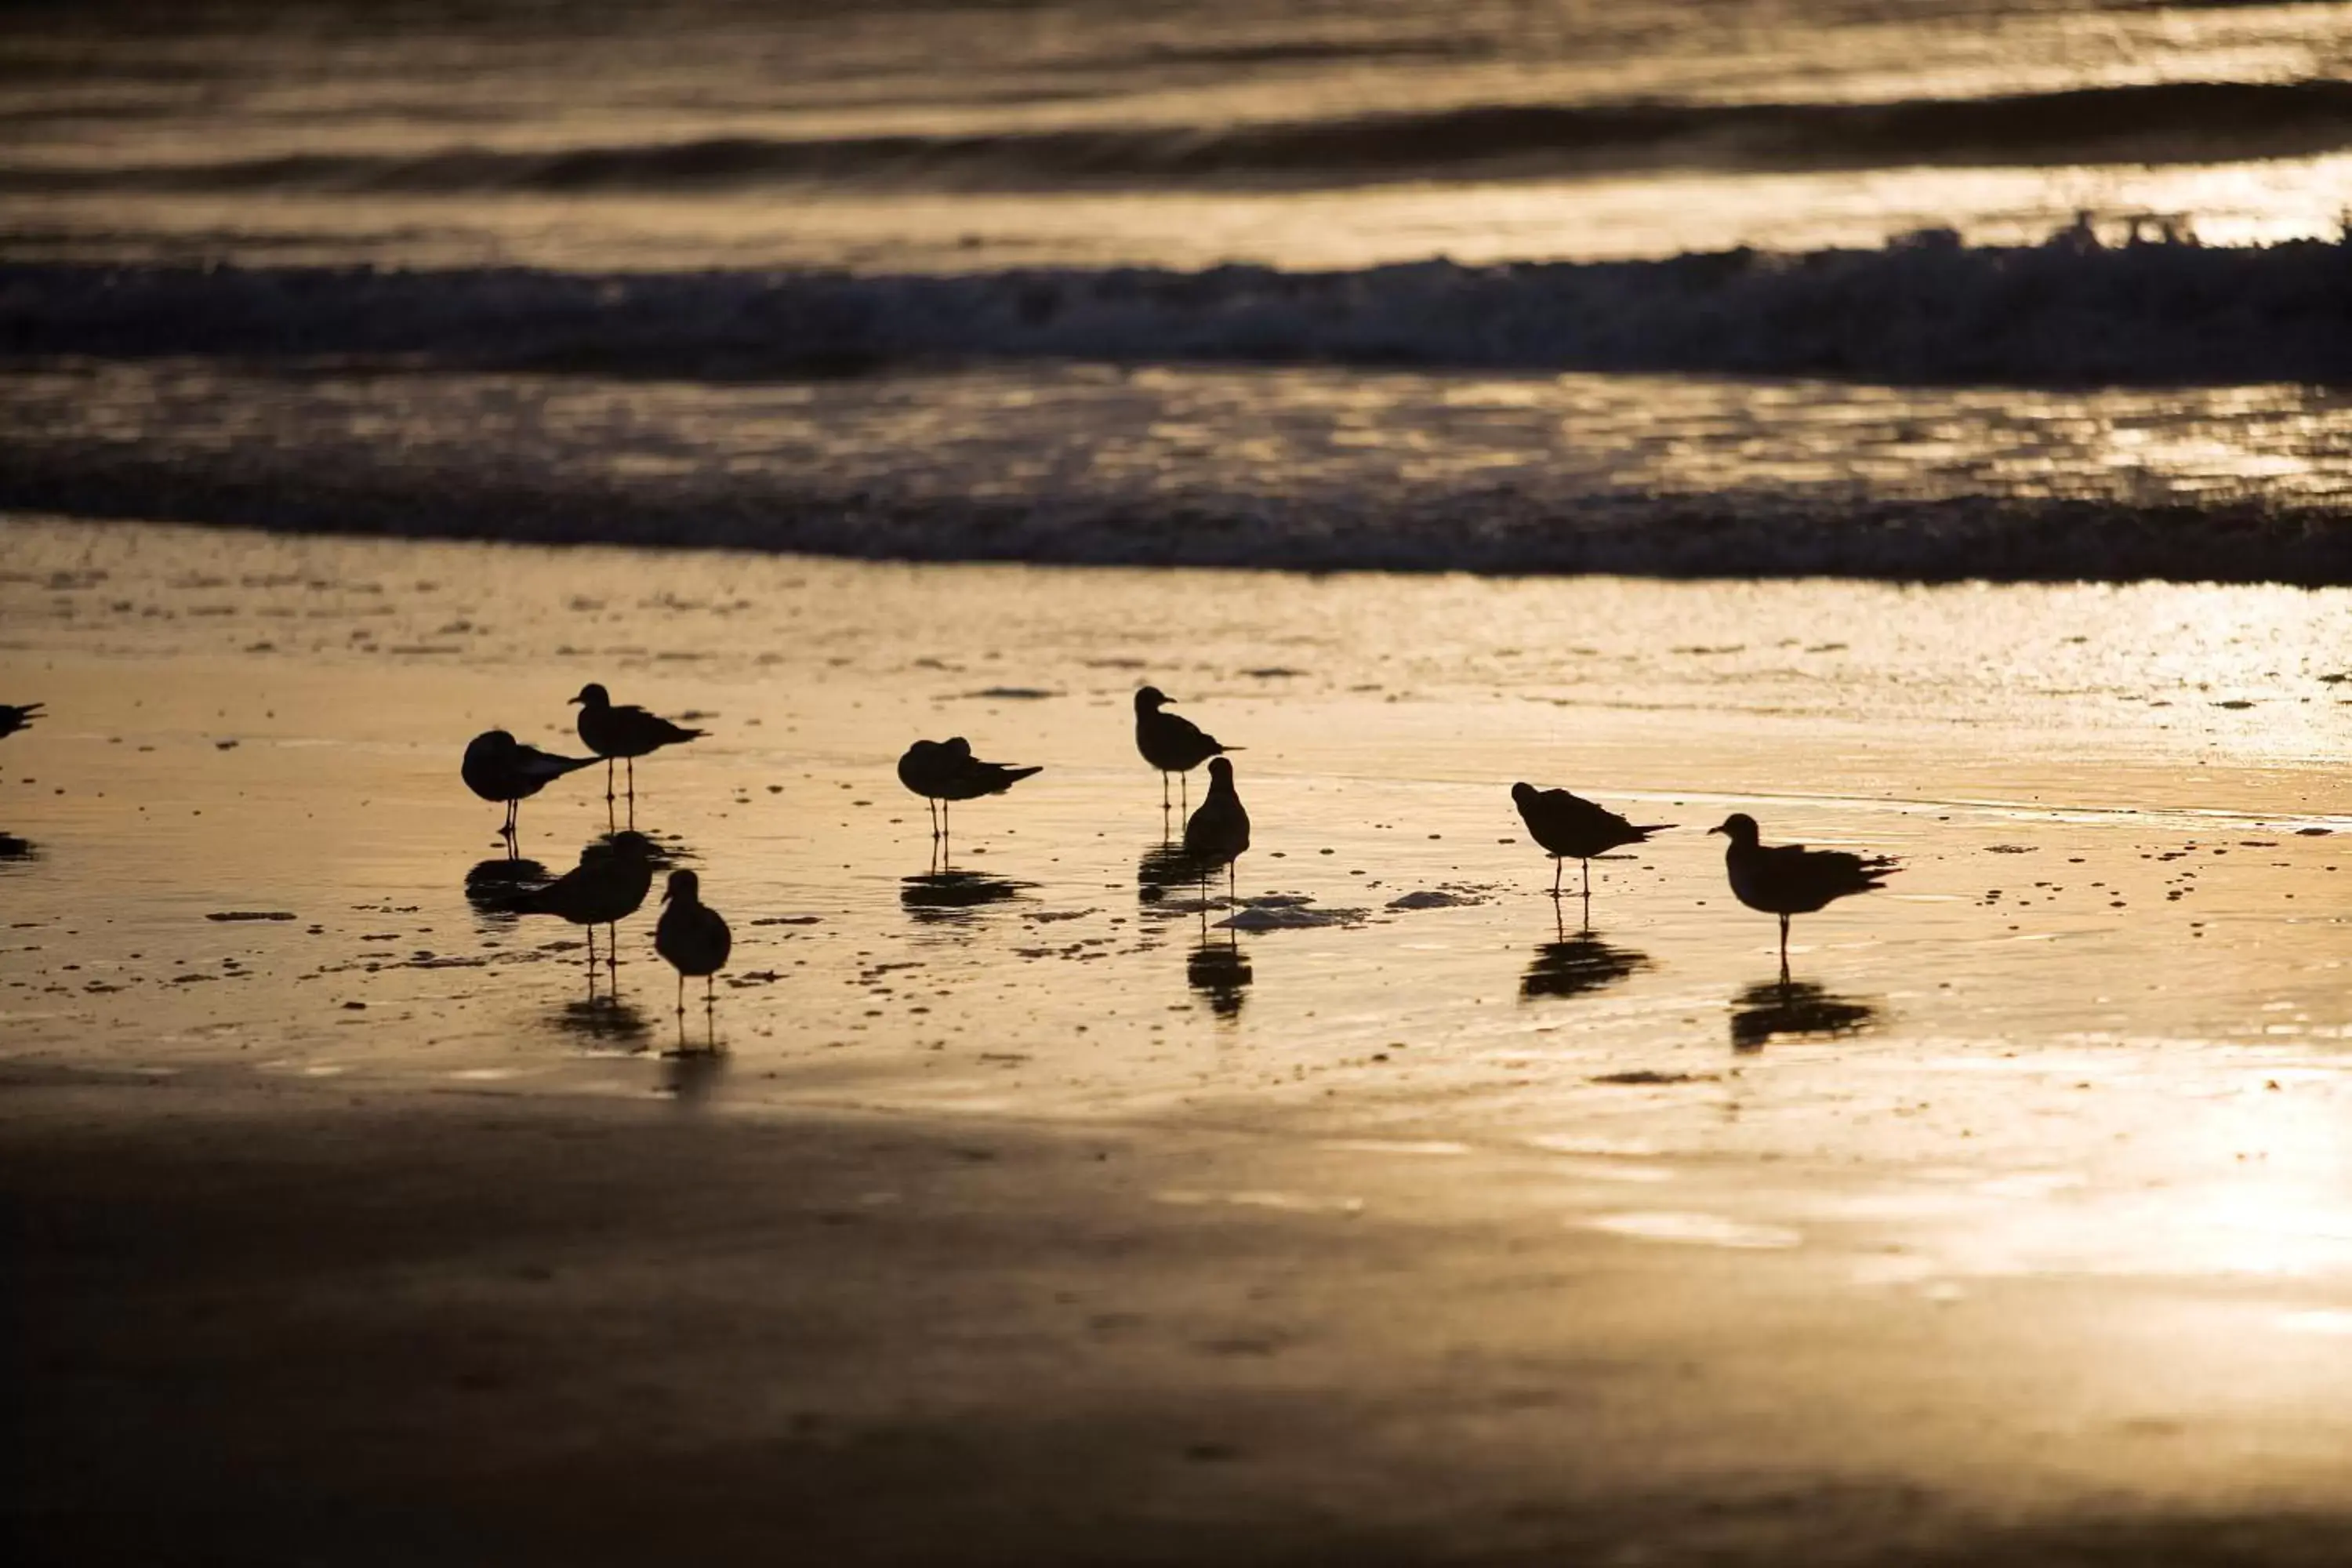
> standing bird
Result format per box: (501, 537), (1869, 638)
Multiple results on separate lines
(0, 702), (44, 741)
(1512, 782), (1673, 904)
(1134, 687), (1240, 815)
(1710, 812), (1900, 974)
(896, 737), (1041, 848)
(462, 729), (599, 841)
(569, 684), (706, 807)
(1182, 755), (1251, 904)
(504, 831), (657, 983)
(654, 869), (731, 1046)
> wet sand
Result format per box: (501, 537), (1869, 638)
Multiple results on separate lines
(10, 1065), (2352, 1566)
(6, 514), (2352, 1559)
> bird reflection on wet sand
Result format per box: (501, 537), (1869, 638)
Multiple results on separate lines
(1521, 931), (1653, 1002)
(1730, 978), (1881, 1053)
(550, 993), (652, 1051)
(464, 856), (551, 916)
(660, 1041), (728, 1102)
(1136, 841), (1197, 893)
(0, 832), (34, 863)
(901, 870), (1030, 925)
(1187, 931), (1253, 1019)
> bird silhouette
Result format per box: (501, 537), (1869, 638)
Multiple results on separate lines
(654, 868), (731, 1047)
(462, 729), (599, 842)
(896, 737), (1040, 850)
(1182, 755), (1251, 904)
(0, 702), (45, 741)
(1134, 687), (1240, 816)
(569, 684), (706, 810)
(1512, 782), (1672, 904)
(504, 831), (657, 983)
(1710, 812), (1900, 975)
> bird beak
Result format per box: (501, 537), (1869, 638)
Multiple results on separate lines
(1707, 824), (1726, 836)
(566, 695), (583, 705)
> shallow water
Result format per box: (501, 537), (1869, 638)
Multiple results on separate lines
(11, 0), (2352, 268)
(6, 515), (2352, 1285)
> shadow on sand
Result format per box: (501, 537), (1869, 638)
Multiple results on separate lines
(0, 831), (34, 864)
(1729, 978), (1880, 1053)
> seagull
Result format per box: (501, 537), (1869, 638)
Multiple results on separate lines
(1134, 687), (1240, 815)
(895, 737), (1041, 845)
(461, 729), (600, 840)
(569, 684), (706, 804)
(1182, 755), (1250, 903)
(1512, 782), (1672, 903)
(0, 702), (44, 741)
(654, 869), (731, 1044)
(1709, 812), (1900, 972)
(504, 831), (657, 981)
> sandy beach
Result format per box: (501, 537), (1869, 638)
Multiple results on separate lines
(9, 1061), (2352, 1567)
(7, 514), (2352, 1560)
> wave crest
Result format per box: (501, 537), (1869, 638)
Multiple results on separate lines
(7, 231), (2350, 386)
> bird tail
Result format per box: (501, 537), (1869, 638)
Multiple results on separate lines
(499, 884), (563, 916)
(1857, 855), (1902, 887)
(1002, 765), (1044, 782)
(1633, 822), (1676, 836)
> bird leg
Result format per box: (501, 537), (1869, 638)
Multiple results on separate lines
(1551, 857), (1563, 899)
(1227, 861), (1237, 906)
(604, 757), (615, 803)
(676, 971), (685, 1020)
(1582, 858), (1592, 902)
(606, 922), (619, 983)
(585, 924), (598, 989)
(1778, 914), (1791, 978)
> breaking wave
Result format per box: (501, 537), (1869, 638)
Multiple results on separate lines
(8, 230), (2350, 385)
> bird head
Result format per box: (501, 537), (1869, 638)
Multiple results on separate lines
(662, 869), (699, 904)
(1135, 686), (1172, 713)
(1510, 782), (1537, 806)
(568, 683), (609, 709)
(1709, 813), (1762, 846)
(942, 737), (973, 758)
(1207, 756), (1234, 783)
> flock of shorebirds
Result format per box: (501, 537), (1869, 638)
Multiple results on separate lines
(452, 681), (1901, 1042)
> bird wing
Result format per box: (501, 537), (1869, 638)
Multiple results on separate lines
(515, 743), (598, 780)
(619, 704), (706, 745)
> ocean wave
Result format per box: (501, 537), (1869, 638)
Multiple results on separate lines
(9, 79), (2352, 194)
(6, 230), (2350, 385)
